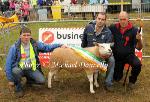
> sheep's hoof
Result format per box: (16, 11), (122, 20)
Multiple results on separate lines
(95, 84), (99, 88)
(90, 90), (95, 94)
(48, 85), (52, 88)
(94, 82), (99, 88)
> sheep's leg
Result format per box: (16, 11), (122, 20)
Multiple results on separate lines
(48, 71), (56, 88)
(87, 73), (95, 94)
(53, 68), (60, 81)
(94, 70), (99, 88)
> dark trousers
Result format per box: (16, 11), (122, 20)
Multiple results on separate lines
(113, 54), (142, 84)
(23, 15), (29, 22)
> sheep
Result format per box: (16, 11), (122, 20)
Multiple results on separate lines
(47, 43), (112, 93)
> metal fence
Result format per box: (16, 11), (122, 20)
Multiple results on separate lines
(0, 22), (11, 56)
(1, 3), (150, 21)
(22, 3), (150, 21)
(0, 20), (149, 56)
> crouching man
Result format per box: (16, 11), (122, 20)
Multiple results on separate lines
(81, 12), (115, 92)
(5, 26), (66, 98)
(109, 11), (143, 89)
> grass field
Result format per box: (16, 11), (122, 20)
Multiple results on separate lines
(0, 20), (150, 102)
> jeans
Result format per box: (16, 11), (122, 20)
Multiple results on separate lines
(105, 55), (115, 86)
(12, 67), (45, 92)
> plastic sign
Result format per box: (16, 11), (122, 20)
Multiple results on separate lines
(39, 28), (84, 67)
(39, 28), (142, 68)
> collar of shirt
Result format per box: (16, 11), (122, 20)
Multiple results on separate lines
(21, 42), (30, 49)
(115, 22), (133, 35)
(94, 25), (104, 36)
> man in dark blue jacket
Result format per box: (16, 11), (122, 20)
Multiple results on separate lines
(5, 26), (65, 98)
(81, 12), (115, 91)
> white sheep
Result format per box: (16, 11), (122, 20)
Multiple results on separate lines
(48, 43), (112, 93)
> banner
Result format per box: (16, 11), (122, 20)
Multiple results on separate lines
(39, 28), (143, 67)
(39, 28), (84, 67)
(0, 14), (19, 28)
(39, 28), (84, 46)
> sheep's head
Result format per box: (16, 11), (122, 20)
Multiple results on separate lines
(94, 42), (113, 59)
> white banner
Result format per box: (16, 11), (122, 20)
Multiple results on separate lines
(39, 28), (84, 47)
(63, 4), (106, 13)
(39, 27), (143, 67)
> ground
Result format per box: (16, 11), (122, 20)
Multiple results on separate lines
(0, 58), (150, 102)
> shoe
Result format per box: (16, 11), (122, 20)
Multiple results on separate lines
(128, 82), (135, 90)
(15, 90), (24, 98)
(104, 85), (114, 92)
(26, 81), (33, 87)
(31, 83), (43, 87)
(26, 81), (43, 87)
(113, 78), (121, 82)
(26, 80), (37, 87)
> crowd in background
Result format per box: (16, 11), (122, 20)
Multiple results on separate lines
(0, 0), (109, 21)
(0, 0), (31, 21)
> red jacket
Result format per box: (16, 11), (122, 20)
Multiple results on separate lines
(71, 0), (77, 4)
(21, 2), (30, 16)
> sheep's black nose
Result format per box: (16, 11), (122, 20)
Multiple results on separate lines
(108, 49), (111, 52)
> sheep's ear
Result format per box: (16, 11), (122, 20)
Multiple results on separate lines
(110, 43), (114, 49)
(93, 42), (99, 46)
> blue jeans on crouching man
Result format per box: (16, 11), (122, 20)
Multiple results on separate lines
(105, 55), (115, 86)
(12, 67), (45, 92)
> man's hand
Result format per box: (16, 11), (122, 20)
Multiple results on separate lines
(136, 32), (142, 41)
(61, 45), (68, 48)
(8, 81), (14, 87)
(8, 81), (15, 93)
(136, 32), (143, 50)
(101, 55), (111, 59)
